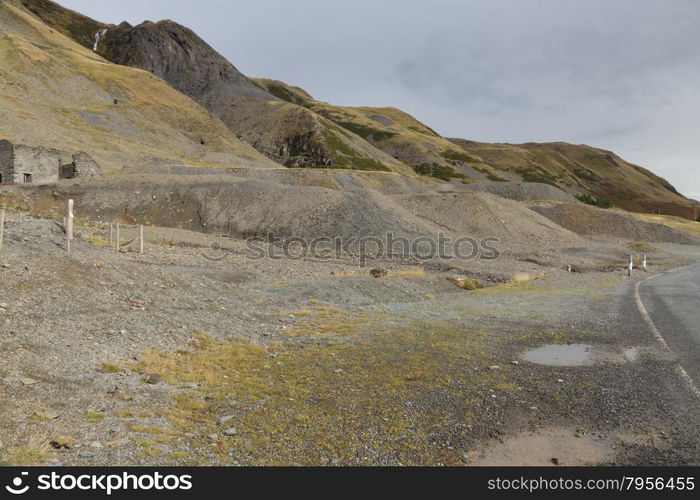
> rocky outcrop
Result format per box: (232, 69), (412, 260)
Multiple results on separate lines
(94, 20), (406, 173)
(98, 20), (273, 105)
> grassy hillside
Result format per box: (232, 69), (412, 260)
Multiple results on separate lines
(254, 79), (694, 216)
(0, 1), (277, 172)
(254, 78), (505, 182)
(630, 213), (700, 238)
(85, 17), (412, 176)
(450, 140), (694, 217)
(19, 0), (109, 49)
(9, 0), (694, 215)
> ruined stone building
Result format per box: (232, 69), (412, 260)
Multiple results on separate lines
(0, 140), (101, 185)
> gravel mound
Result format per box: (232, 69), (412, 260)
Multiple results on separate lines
(21, 175), (582, 257)
(532, 204), (699, 244)
(454, 182), (580, 203)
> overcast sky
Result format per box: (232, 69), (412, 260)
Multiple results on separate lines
(60, 0), (700, 200)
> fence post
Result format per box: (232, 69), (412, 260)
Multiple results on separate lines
(66, 199), (74, 241)
(628, 254), (634, 277)
(0, 208), (4, 252)
(139, 224), (144, 254)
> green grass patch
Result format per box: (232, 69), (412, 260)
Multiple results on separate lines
(576, 193), (614, 209)
(336, 121), (398, 142)
(319, 126), (391, 172)
(441, 150), (477, 163)
(415, 163), (465, 181)
(515, 167), (560, 187)
(84, 411), (105, 423)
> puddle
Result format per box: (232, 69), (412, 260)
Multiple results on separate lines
(469, 428), (616, 466)
(521, 344), (593, 367)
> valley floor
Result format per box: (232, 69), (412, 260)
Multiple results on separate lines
(0, 215), (698, 466)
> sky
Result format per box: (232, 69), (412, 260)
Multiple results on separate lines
(60, 0), (700, 200)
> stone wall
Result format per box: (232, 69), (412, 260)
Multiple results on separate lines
(0, 140), (13, 185)
(72, 152), (102, 177)
(0, 141), (101, 185)
(12, 144), (68, 185)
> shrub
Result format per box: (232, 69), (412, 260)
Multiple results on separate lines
(576, 194), (613, 209)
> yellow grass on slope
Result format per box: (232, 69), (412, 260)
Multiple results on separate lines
(0, 2), (277, 172)
(631, 213), (700, 238)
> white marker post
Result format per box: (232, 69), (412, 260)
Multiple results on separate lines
(115, 222), (120, 252)
(66, 200), (74, 253)
(139, 224), (144, 255)
(643, 253), (648, 272)
(628, 254), (634, 277)
(67, 200), (74, 241)
(109, 222), (113, 248)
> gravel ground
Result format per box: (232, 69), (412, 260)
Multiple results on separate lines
(0, 215), (698, 466)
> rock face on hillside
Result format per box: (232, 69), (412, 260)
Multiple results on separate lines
(99, 20), (272, 105)
(94, 20), (409, 174)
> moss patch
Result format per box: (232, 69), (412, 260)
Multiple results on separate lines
(132, 320), (508, 465)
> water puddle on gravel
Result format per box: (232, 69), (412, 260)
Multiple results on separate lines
(521, 344), (593, 367)
(469, 428), (616, 466)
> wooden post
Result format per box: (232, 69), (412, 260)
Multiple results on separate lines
(139, 224), (144, 254)
(115, 222), (120, 252)
(0, 209), (5, 252)
(66, 199), (74, 241)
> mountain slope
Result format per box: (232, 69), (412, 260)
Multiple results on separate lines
(19, 0), (108, 49)
(253, 78), (502, 182)
(450, 139), (694, 217)
(90, 17), (413, 175)
(11, 0), (695, 216)
(255, 79), (695, 216)
(0, 0), (278, 172)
